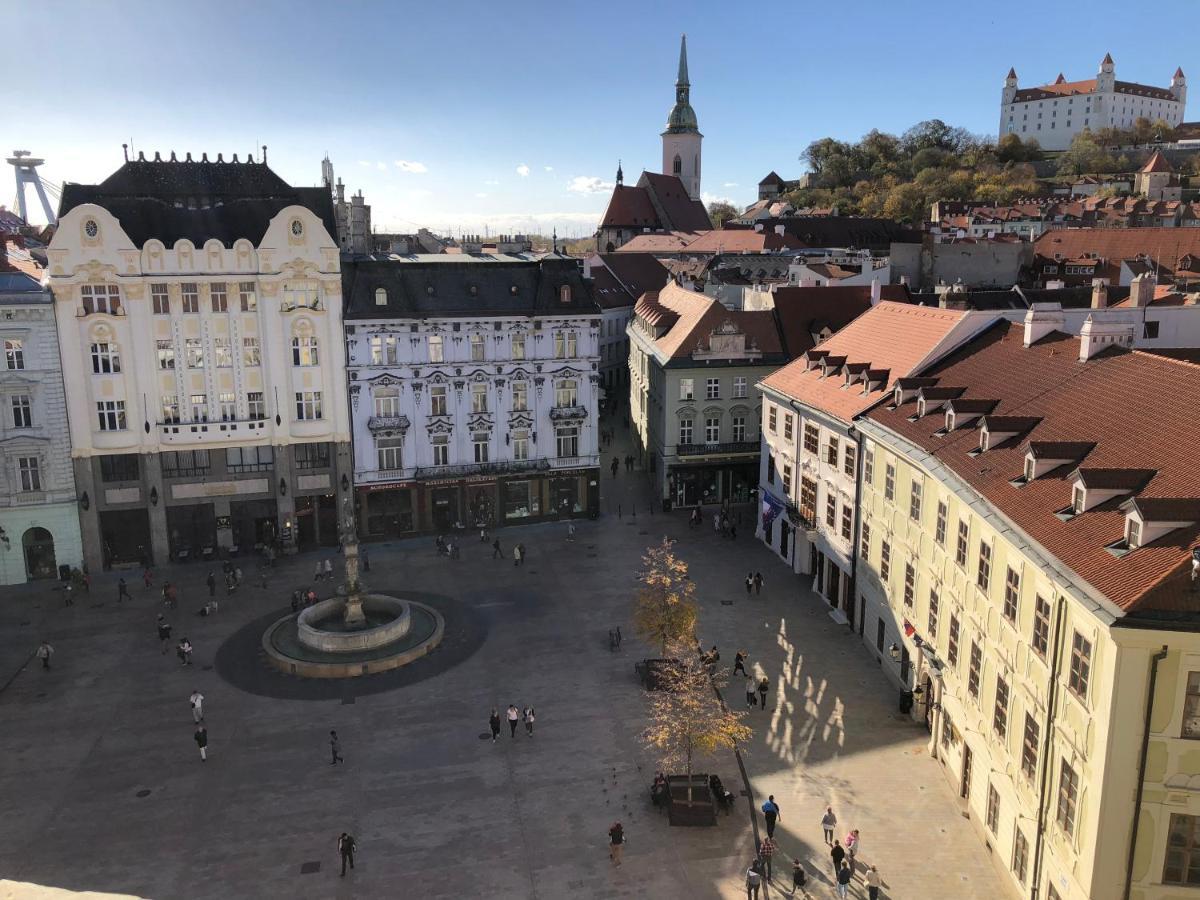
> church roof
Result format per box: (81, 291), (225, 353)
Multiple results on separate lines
(1141, 152), (1174, 174)
(599, 184), (659, 229)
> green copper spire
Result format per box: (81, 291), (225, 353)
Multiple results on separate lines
(665, 33), (698, 134)
(677, 33), (689, 86)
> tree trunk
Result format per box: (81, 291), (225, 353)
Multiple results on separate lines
(685, 748), (693, 804)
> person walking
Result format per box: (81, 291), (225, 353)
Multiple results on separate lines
(758, 835), (777, 881)
(835, 861), (852, 898)
(610, 457), (619, 479)
(177, 637), (193, 666)
(314, 560), (324, 582)
(761, 795), (780, 838)
(745, 863), (762, 899)
(758, 675), (770, 712)
(329, 729), (343, 765)
(753, 572), (764, 595)
(206, 571), (216, 597)
(517, 544), (526, 566)
(607, 822), (625, 866)
(523, 706), (535, 736)
(489, 709), (501, 743)
(157, 615), (172, 654)
(865, 865), (881, 900)
(194, 724), (208, 762)
(744, 673), (758, 708)
(744, 573), (754, 596)
(792, 859), (808, 896)
(846, 829), (860, 869)
(821, 806), (838, 845)
(117, 578), (131, 602)
(830, 840), (845, 877)
(323, 559), (333, 580)
(189, 690), (205, 723)
(506, 704), (520, 738)
(63, 581), (73, 606)
(566, 522), (576, 542)
(513, 545), (521, 567)
(338, 832), (356, 876)
(733, 650), (747, 676)
(615, 626), (622, 648)
(143, 566), (154, 591)
(36, 640), (54, 670)
(492, 539), (502, 560)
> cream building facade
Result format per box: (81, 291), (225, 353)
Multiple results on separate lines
(47, 155), (351, 569)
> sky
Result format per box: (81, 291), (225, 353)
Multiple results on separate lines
(5, 0), (1198, 237)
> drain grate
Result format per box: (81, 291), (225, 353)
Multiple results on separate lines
(300, 861), (321, 875)
(478, 732), (492, 740)
(136, 789), (151, 798)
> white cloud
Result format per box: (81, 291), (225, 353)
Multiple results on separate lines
(356, 160), (371, 168)
(567, 176), (615, 195)
(544, 166), (554, 172)
(483, 179), (500, 186)
(376, 161), (388, 171)
(395, 160), (428, 173)
(516, 164), (530, 177)
(701, 191), (735, 206)
(723, 182), (739, 188)
(475, 192), (489, 198)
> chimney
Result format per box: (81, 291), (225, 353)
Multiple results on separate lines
(1129, 272), (1155, 308)
(1078, 315), (1135, 361)
(870, 278), (882, 305)
(1023, 302), (1065, 347)
(754, 222), (764, 233)
(775, 224), (785, 236)
(899, 274), (910, 287)
(1091, 278), (1109, 309)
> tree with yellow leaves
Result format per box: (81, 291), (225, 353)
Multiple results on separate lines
(632, 539), (698, 657)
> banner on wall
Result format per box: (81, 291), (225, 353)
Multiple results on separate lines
(761, 491), (786, 532)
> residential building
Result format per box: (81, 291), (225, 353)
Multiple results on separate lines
(584, 253), (669, 393)
(47, 152), (352, 569)
(0, 265), (83, 583)
(342, 253), (600, 537)
(857, 317), (1200, 899)
(1033, 227), (1200, 289)
(1001, 56), (1187, 151)
(931, 197), (1200, 242)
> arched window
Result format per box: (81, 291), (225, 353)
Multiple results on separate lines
(673, 155), (682, 176)
(292, 335), (319, 367)
(375, 287), (388, 306)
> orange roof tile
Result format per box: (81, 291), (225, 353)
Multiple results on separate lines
(642, 282), (783, 360)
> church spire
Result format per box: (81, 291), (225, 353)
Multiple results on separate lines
(677, 34), (689, 86)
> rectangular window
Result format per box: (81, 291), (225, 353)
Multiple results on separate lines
(218, 392), (236, 420)
(512, 429), (529, 461)
(843, 443), (857, 479)
(801, 422), (818, 453)
(864, 445), (874, 484)
(884, 462), (896, 501)
(841, 504), (852, 541)
(1056, 761), (1079, 838)
(432, 437), (449, 466)
(17, 456), (40, 492)
(473, 433), (489, 463)
(152, 283), (170, 315)
(994, 676), (1009, 739)
(948, 614), (960, 666)
(99, 454), (139, 482)
(377, 437), (403, 470)
(977, 542), (992, 591)
(91, 342), (121, 374)
(766, 452), (775, 485)
(430, 386), (447, 416)
(556, 425), (579, 458)
(825, 494), (837, 529)
(679, 418), (693, 445)
(554, 330), (577, 358)
(826, 435), (839, 467)
(1183, 673), (1200, 739)
(968, 642), (982, 699)
(427, 334), (444, 363)
(243, 338), (260, 367)
(511, 381), (527, 412)
(767, 405), (776, 432)
(181, 283), (199, 314)
(11, 394), (32, 428)
(1003, 567), (1021, 623)
(928, 589), (939, 638)
(189, 393), (208, 422)
(860, 522), (871, 561)
(238, 282), (257, 312)
(903, 562), (915, 607)
(555, 379), (578, 408)
(96, 400), (126, 431)
(210, 282), (228, 313)
(470, 333), (485, 361)
(185, 338), (204, 368)
(679, 378), (694, 401)
(281, 284), (320, 311)
(705, 417), (720, 444)
(1127, 518), (1142, 549)
(511, 333), (525, 360)
(213, 338), (233, 368)
(732, 416), (746, 442)
(880, 540), (891, 582)
(373, 389), (400, 417)
(1022, 713), (1040, 781)
(226, 446), (273, 474)
(292, 336), (319, 367)
(986, 783), (1000, 834)
(782, 463), (794, 496)
(161, 449), (210, 478)
(4, 340), (24, 370)
(1069, 631), (1092, 699)
(876, 618), (886, 652)
(956, 520), (970, 567)
(799, 478), (818, 526)
(935, 501), (948, 545)
(1163, 814), (1200, 885)
(295, 391), (323, 421)
(294, 443), (330, 470)
(733, 376), (747, 398)
(80, 283), (122, 315)
(909, 479), (923, 521)
(941, 709), (956, 751)
(247, 392), (265, 420)
(705, 377), (720, 400)
(156, 340), (175, 370)
(161, 394), (179, 424)
(470, 383), (488, 414)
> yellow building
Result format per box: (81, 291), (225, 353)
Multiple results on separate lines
(854, 317), (1200, 900)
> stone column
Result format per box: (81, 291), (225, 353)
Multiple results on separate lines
(143, 453), (170, 566)
(73, 458), (104, 574)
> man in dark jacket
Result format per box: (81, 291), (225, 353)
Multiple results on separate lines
(338, 833), (356, 876)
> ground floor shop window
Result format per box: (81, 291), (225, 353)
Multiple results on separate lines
(504, 481), (535, 519)
(229, 498), (278, 549)
(99, 508), (151, 567)
(551, 476), (582, 515)
(468, 487), (495, 526)
(166, 503), (217, 560)
(365, 489), (413, 536)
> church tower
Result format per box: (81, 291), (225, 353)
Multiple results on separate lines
(662, 34), (702, 201)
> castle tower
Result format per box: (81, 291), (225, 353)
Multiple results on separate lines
(1172, 66), (1187, 106)
(1098, 52), (1116, 94)
(1002, 67), (1018, 106)
(662, 34), (702, 201)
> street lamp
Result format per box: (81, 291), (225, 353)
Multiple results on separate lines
(888, 642), (901, 661)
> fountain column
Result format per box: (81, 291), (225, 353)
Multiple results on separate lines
(342, 540), (366, 626)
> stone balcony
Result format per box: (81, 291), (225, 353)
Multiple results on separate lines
(676, 441), (759, 457)
(548, 404), (589, 421)
(367, 414), (411, 434)
(412, 458), (551, 479)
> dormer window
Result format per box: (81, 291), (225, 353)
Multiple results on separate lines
(1024, 456), (1035, 482)
(917, 399), (927, 418)
(1126, 517), (1142, 549)
(559, 285), (572, 304)
(1073, 485), (1086, 514)
(894, 386), (904, 407)
(945, 411), (956, 432)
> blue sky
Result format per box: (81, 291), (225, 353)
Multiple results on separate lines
(6, 0), (1197, 237)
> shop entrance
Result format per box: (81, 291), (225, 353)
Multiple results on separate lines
(229, 498), (278, 551)
(431, 487), (460, 531)
(22, 527), (56, 580)
(99, 508), (152, 567)
(166, 503), (217, 561)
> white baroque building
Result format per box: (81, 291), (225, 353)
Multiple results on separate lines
(46, 152), (352, 570)
(0, 268), (83, 583)
(342, 254), (601, 536)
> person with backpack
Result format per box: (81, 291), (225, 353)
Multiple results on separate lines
(745, 862), (762, 899)
(607, 822), (624, 866)
(338, 832), (356, 876)
(792, 858), (808, 896)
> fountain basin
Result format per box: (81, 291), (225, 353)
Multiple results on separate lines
(297, 594), (411, 653)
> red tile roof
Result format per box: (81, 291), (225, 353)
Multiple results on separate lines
(865, 320), (1200, 614)
(616, 232), (703, 253)
(1141, 152), (1175, 174)
(640, 172), (712, 233)
(1014, 77), (1175, 103)
(599, 184), (659, 229)
(637, 282), (783, 360)
(680, 229), (805, 254)
(1035, 227), (1200, 270)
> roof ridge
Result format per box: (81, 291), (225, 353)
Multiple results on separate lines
(1130, 347), (1200, 371)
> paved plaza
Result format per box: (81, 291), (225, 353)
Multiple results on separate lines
(0, 431), (1007, 899)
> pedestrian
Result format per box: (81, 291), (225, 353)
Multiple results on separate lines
(314, 560), (324, 582)
(489, 709), (501, 743)
(338, 832), (356, 876)
(189, 689), (204, 723)
(745, 673), (758, 708)
(567, 522), (576, 542)
(758, 834), (777, 880)
(493, 539), (502, 560)
(729, 523), (737, 540)
(758, 675), (770, 712)
(177, 637), (193, 666)
(117, 578), (131, 602)
(821, 806), (837, 845)
(63, 581), (73, 606)
(713, 513), (721, 534)
(753, 572), (764, 594)
(762, 795), (780, 838)
(206, 571), (216, 597)
(745, 863), (762, 899)
(143, 567), (153, 591)
(513, 545), (520, 567)
(745, 573), (753, 596)
(194, 724), (208, 762)
(792, 859), (808, 896)
(234, 566), (243, 587)
(36, 640), (54, 670)
(733, 650), (747, 676)
(523, 706), (535, 736)
(506, 704), (519, 738)
(865, 865), (881, 900)
(615, 626), (622, 648)
(611, 458), (619, 479)
(330, 729), (343, 765)
(518, 543), (526, 566)
(707, 645), (720, 666)
(607, 822), (624, 866)
(323, 559), (333, 580)
(835, 861), (852, 898)
(480, 527), (488, 543)
(846, 829), (860, 868)
(157, 615), (172, 654)
(830, 840), (845, 877)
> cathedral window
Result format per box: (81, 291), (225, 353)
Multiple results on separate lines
(673, 155), (681, 176)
